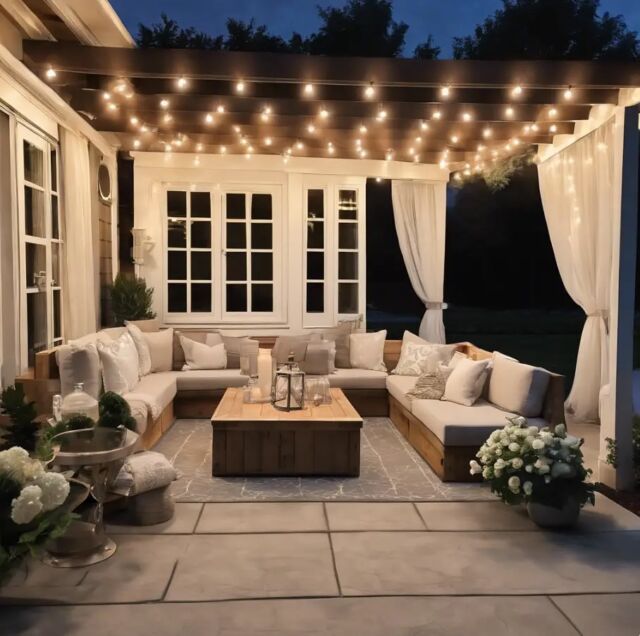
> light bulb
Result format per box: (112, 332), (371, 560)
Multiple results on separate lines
(296, 141), (304, 150)
(236, 80), (245, 93)
(264, 137), (273, 146)
(45, 67), (56, 80)
(511, 85), (523, 97)
(531, 123), (539, 132)
(548, 107), (558, 118)
(204, 113), (214, 124)
(359, 149), (367, 158)
(160, 99), (170, 109)
(140, 125), (148, 133)
(304, 83), (315, 96)
(376, 109), (387, 121)
(415, 136), (422, 143)
(420, 120), (429, 131)
(385, 150), (393, 161)
(364, 83), (376, 99)
(307, 123), (316, 134)
(462, 112), (472, 122)
(563, 87), (574, 100)
(220, 145), (227, 154)
(233, 125), (241, 134)
(176, 76), (188, 90)
(408, 147), (415, 156)
(102, 92), (111, 101)
(439, 159), (448, 169)
(450, 134), (459, 144)
(505, 107), (515, 117)
(133, 139), (141, 149)
(483, 127), (492, 138)
(327, 143), (335, 155)
(216, 104), (225, 114)
(440, 85), (451, 98)
(432, 110), (442, 120)
(359, 125), (368, 134)
(550, 124), (558, 133)
(107, 102), (118, 112)
(319, 108), (329, 119)
(163, 113), (172, 123)
(196, 143), (203, 152)
(130, 116), (139, 126)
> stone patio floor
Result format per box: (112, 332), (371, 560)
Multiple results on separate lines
(1, 494), (640, 635)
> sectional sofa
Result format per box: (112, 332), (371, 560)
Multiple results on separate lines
(18, 329), (564, 482)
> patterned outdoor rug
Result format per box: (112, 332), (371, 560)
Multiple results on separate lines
(155, 418), (491, 502)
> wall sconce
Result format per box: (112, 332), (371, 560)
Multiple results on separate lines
(131, 228), (154, 265)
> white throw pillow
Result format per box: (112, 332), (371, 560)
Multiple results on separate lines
(143, 328), (174, 372)
(349, 330), (387, 371)
(125, 321), (152, 376)
(396, 331), (457, 370)
(97, 332), (140, 395)
(56, 343), (101, 398)
(393, 341), (443, 376)
(180, 336), (227, 370)
(442, 357), (491, 407)
(488, 352), (550, 417)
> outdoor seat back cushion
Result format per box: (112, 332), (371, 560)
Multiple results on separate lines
(386, 374), (418, 411)
(410, 398), (547, 447)
(327, 368), (387, 390)
(172, 331), (258, 371)
(175, 369), (249, 391)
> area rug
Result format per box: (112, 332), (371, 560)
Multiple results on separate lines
(155, 418), (491, 502)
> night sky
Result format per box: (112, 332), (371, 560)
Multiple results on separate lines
(110, 0), (640, 56)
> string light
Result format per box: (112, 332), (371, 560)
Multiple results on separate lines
(439, 158), (448, 169)
(327, 142), (335, 155)
(296, 141), (304, 150)
(376, 108), (387, 122)
(359, 124), (368, 134)
(106, 102), (118, 112)
(102, 92), (111, 101)
(216, 104), (225, 114)
(264, 137), (273, 146)
(163, 113), (173, 124)
(461, 112), (472, 122)
(408, 147), (415, 156)
(236, 80), (246, 93)
(204, 113), (214, 124)
(505, 106), (515, 118)
(483, 127), (492, 138)
(450, 134), (459, 144)
(45, 67), (57, 80)
(364, 82), (376, 99)
(432, 110), (442, 120)
(133, 139), (141, 149)
(233, 125), (242, 134)
(304, 83), (315, 96)
(196, 143), (203, 152)
(176, 76), (188, 90)
(550, 124), (558, 133)
(359, 149), (367, 158)
(319, 107), (330, 119)
(130, 116), (139, 126)
(307, 123), (316, 134)
(563, 86), (574, 100)
(415, 136), (422, 144)
(385, 150), (394, 161)
(220, 145), (227, 154)
(511, 85), (523, 97)
(159, 99), (170, 109)
(548, 107), (558, 118)
(140, 125), (149, 134)
(440, 85), (451, 98)
(531, 123), (539, 132)
(420, 120), (429, 131)
(261, 106), (273, 122)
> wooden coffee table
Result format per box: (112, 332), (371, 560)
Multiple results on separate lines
(210, 387), (363, 477)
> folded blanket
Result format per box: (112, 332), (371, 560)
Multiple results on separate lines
(111, 451), (177, 496)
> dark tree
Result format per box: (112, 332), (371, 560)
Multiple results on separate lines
(224, 19), (300, 53)
(453, 0), (639, 60)
(414, 35), (441, 60)
(137, 14), (223, 50)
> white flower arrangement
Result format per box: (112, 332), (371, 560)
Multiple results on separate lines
(1, 446), (73, 579)
(470, 416), (595, 509)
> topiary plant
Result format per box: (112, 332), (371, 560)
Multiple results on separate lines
(98, 392), (137, 431)
(109, 273), (156, 326)
(0, 385), (40, 452)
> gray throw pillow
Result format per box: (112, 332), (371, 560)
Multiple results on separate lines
(272, 334), (312, 364)
(299, 342), (335, 375)
(56, 344), (101, 398)
(406, 365), (451, 401)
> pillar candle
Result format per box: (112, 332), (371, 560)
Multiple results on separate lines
(257, 349), (273, 398)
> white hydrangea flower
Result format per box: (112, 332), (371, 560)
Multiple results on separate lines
(469, 460), (482, 475)
(511, 416), (527, 427)
(532, 439), (545, 450)
(554, 424), (566, 437)
(508, 442), (521, 453)
(494, 458), (507, 471)
(482, 467), (493, 479)
(525, 464), (534, 473)
(11, 485), (43, 524)
(32, 472), (70, 511)
(523, 481), (533, 496)
(538, 464), (550, 475)
(511, 457), (524, 469)
(0, 446), (30, 483)
(508, 475), (520, 492)
(21, 457), (45, 481)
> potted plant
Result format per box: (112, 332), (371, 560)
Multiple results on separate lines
(0, 447), (75, 581)
(109, 273), (156, 326)
(470, 416), (595, 528)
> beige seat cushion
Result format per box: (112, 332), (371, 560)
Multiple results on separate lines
(411, 398), (521, 446)
(126, 372), (177, 420)
(386, 375), (417, 411)
(125, 397), (149, 435)
(328, 368), (388, 390)
(175, 369), (250, 391)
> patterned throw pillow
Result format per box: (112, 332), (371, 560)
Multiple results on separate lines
(393, 341), (441, 376)
(406, 365), (452, 400)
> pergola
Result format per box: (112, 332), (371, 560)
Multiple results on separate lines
(19, 41), (640, 491)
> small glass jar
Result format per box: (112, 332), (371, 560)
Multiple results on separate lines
(60, 382), (99, 422)
(318, 376), (332, 404)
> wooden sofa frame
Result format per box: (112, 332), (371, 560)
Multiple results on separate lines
(16, 338), (564, 483)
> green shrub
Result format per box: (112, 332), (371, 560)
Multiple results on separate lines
(605, 415), (640, 486)
(109, 273), (155, 326)
(0, 385), (39, 452)
(98, 392), (136, 431)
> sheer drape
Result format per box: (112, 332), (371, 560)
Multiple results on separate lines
(391, 180), (447, 343)
(538, 118), (616, 422)
(61, 129), (97, 339)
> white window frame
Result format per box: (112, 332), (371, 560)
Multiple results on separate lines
(162, 183), (283, 325)
(16, 123), (63, 370)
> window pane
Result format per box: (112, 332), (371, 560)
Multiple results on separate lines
(191, 191), (211, 218)
(227, 284), (247, 311)
(27, 292), (47, 366)
(226, 193), (246, 219)
(191, 221), (211, 248)
(24, 186), (45, 237)
(53, 289), (61, 339)
(167, 191), (187, 217)
(338, 189), (357, 220)
(252, 284), (273, 312)
(339, 252), (358, 280)
(338, 282), (358, 314)
(251, 253), (273, 281)
(227, 223), (246, 249)
(51, 195), (59, 239)
(51, 242), (61, 287)
(307, 252), (324, 280)
(227, 252), (247, 281)
(307, 189), (324, 219)
(251, 223), (272, 249)
(168, 251), (187, 280)
(26, 243), (46, 289)
(191, 252), (212, 280)
(306, 283), (324, 313)
(307, 220), (323, 249)
(251, 193), (272, 220)
(168, 220), (186, 248)
(339, 223), (358, 249)
(168, 283), (187, 312)
(191, 283), (211, 312)
(50, 149), (58, 192)
(23, 141), (43, 186)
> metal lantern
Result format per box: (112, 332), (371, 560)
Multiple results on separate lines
(272, 355), (305, 411)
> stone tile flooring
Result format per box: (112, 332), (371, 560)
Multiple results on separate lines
(156, 418), (492, 502)
(2, 494), (640, 634)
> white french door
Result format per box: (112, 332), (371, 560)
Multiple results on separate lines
(16, 124), (63, 369)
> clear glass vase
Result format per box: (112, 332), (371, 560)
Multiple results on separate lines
(60, 383), (99, 422)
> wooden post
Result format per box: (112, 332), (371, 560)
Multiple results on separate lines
(599, 105), (639, 490)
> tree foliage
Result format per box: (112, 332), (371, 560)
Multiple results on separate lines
(136, 1), (439, 59)
(453, 0), (639, 60)
(109, 273), (155, 326)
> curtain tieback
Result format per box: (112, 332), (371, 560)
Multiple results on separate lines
(586, 310), (607, 319)
(425, 302), (448, 310)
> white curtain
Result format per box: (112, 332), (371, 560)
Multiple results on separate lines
(61, 129), (97, 340)
(391, 180), (447, 343)
(538, 118), (617, 422)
